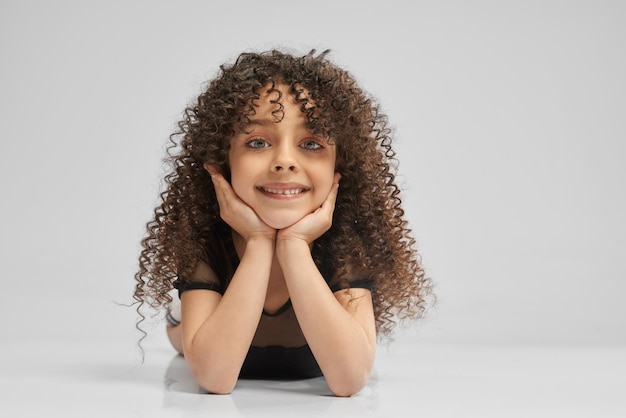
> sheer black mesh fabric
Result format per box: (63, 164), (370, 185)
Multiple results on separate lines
(174, 222), (372, 379)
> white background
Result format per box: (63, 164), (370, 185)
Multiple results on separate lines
(1, 0), (624, 351)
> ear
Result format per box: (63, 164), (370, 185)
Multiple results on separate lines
(203, 163), (217, 175)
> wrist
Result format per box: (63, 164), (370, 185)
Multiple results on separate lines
(245, 233), (276, 247)
(275, 236), (311, 257)
(234, 231), (276, 254)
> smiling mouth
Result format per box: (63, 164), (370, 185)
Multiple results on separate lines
(257, 187), (308, 196)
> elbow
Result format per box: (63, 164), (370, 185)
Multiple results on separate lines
(328, 380), (367, 398)
(184, 344), (241, 394)
(195, 372), (237, 395)
(187, 355), (239, 395)
(325, 349), (375, 397)
(327, 370), (370, 397)
(202, 382), (236, 396)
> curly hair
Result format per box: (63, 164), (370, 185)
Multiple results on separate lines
(133, 48), (434, 342)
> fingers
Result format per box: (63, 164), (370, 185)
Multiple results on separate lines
(205, 164), (238, 210)
(209, 172), (233, 210)
(205, 165), (242, 225)
(277, 172), (341, 243)
(205, 163), (276, 241)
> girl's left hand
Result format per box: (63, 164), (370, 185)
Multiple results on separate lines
(277, 173), (341, 244)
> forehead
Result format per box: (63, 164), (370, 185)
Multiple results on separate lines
(240, 84), (306, 127)
(234, 82), (329, 139)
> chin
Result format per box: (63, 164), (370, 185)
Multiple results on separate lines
(259, 212), (306, 230)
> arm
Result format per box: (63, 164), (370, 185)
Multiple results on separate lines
(276, 177), (377, 397)
(181, 237), (274, 394)
(182, 169), (276, 394)
(277, 240), (376, 397)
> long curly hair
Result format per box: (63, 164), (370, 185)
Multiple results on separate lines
(134, 48), (434, 342)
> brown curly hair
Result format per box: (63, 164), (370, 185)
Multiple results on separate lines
(133, 48), (434, 342)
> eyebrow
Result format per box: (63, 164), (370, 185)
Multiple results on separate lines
(240, 117), (309, 132)
(243, 119), (274, 128)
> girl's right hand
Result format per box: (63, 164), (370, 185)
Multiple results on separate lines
(206, 165), (276, 242)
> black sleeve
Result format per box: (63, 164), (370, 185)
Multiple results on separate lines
(175, 280), (224, 297)
(173, 259), (224, 298)
(330, 278), (374, 293)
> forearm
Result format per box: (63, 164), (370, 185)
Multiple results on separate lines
(183, 237), (274, 393)
(276, 239), (376, 396)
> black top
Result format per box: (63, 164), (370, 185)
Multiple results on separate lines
(175, 223), (373, 379)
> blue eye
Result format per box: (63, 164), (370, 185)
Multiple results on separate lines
(301, 140), (322, 151)
(246, 138), (269, 149)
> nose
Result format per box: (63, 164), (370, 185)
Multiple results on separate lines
(272, 143), (298, 172)
(273, 162), (297, 172)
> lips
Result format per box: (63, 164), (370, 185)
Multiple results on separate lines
(260, 187), (305, 195)
(256, 183), (310, 197)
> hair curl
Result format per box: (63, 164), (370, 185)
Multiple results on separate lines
(133, 48), (434, 342)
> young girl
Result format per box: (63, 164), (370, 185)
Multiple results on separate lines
(133, 49), (433, 397)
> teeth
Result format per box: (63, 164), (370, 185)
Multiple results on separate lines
(263, 188), (304, 195)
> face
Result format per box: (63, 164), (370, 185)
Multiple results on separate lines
(227, 84), (336, 229)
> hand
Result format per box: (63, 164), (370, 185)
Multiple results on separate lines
(277, 172), (341, 245)
(206, 165), (276, 242)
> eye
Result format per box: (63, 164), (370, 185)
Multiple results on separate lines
(300, 140), (323, 151)
(246, 138), (269, 149)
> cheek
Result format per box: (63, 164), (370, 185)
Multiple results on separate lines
(314, 169), (336, 203)
(228, 165), (252, 201)
(231, 178), (252, 205)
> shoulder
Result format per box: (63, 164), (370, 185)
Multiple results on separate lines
(328, 263), (374, 293)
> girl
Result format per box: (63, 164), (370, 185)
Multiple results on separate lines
(134, 49), (433, 397)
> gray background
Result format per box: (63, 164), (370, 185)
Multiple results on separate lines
(1, 0), (625, 350)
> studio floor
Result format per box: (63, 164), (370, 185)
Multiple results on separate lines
(1, 332), (624, 418)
